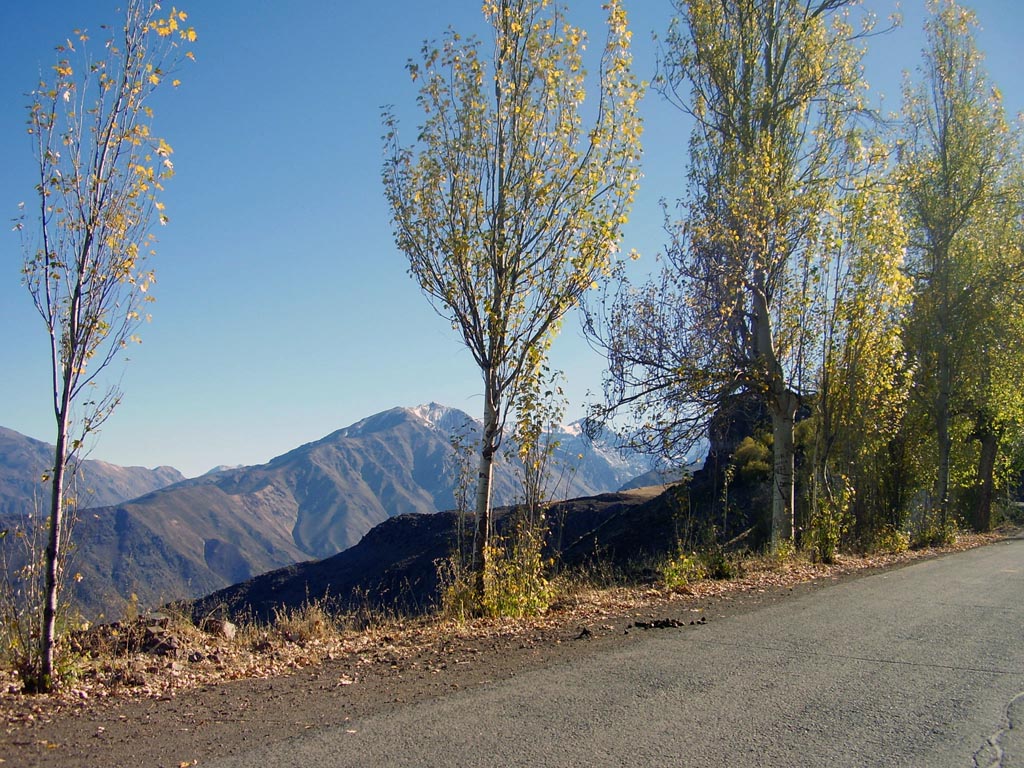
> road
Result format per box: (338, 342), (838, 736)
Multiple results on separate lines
(210, 538), (1024, 767)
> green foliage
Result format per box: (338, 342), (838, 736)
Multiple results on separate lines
(383, 0), (642, 600)
(437, 515), (554, 621)
(481, 524), (554, 619)
(771, 538), (796, 566)
(869, 525), (910, 555)
(17, 0), (196, 693)
(699, 547), (738, 581)
(590, 0), (878, 551)
(898, 0), (1024, 530)
(659, 551), (706, 591)
(658, 543), (740, 591)
(911, 511), (959, 549)
(806, 482), (853, 565)
(732, 435), (771, 483)
(0, 514), (84, 692)
(512, 363), (570, 522)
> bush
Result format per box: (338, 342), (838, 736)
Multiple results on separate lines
(807, 486), (853, 565)
(659, 552), (707, 590)
(772, 537), (796, 564)
(700, 548), (738, 580)
(732, 436), (771, 482)
(482, 530), (554, 619)
(871, 524), (910, 554)
(0, 520), (84, 692)
(436, 521), (554, 620)
(911, 512), (958, 549)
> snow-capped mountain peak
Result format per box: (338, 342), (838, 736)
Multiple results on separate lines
(407, 403), (480, 433)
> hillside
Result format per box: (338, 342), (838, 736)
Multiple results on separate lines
(186, 485), (679, 622)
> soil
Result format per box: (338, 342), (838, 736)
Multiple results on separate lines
(0, 533), (1009, 768)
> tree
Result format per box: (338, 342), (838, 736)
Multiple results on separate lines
(16, 1), (195, 692)
(961, 260), (1024, 531)
(590, 0), (870, 550)
(382, 0), (641, 601)
(898, 0), (1023, 531)
(805, 141), (910, 549)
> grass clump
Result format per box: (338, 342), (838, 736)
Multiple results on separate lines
(436, 554), (479, 622)
(270, 599), (340, 646)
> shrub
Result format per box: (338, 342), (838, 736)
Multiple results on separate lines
(659, 551), (707, 591)
(911, 512), (958, 549)
(732, 436), (772, 482)
(700, 548), (737, 580)
(0, 518), (83, 692)
(807, 485), (853, 565)
(436, 522), (555, 621)
(871, 524), (910, 554)
(481, 529), (554, 619)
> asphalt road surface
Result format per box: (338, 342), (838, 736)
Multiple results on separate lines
(210, 537), (1024, 767)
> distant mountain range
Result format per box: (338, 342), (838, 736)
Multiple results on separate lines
(0, 426), (185, 518)
(0, 404), (656, 619)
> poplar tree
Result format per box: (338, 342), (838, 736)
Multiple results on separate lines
(17, 1), (195, 692)
(898, 0), (1023, 531)
(806, 143), (910, 550)
(382, 0), (641, 600)
(591, 0), (869, 550)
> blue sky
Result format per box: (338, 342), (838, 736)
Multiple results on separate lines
(1, 1), (1021, 478)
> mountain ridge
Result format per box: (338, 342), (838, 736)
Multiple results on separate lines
(0, 426), (185, 518)
(2, 404), (655, 620)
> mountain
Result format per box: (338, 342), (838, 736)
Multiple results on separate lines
(0, 426), (185, 518)
(27, 404), (654, 619)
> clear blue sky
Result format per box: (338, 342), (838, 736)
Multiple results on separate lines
(1, 1), (1021, 478)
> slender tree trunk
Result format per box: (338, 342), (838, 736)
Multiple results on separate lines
(752, 285), (799, 552)
(974, 429), (998, 533)
(935, 392), (952, 525)
(39, 414), (68, 693)
(473, 381), (499, 605)
(770, 389), (799, 551)
(935, 344), (953, 526)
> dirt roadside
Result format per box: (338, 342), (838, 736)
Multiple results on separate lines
(0, 534), (1009, 768)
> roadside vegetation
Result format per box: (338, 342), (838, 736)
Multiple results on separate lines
(0, 523), (1012, 708)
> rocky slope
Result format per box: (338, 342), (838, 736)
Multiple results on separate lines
(186, 485), (679, 622)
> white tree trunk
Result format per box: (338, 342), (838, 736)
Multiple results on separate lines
(472, 382), (500, 603)
(40, 414), (68, 691)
